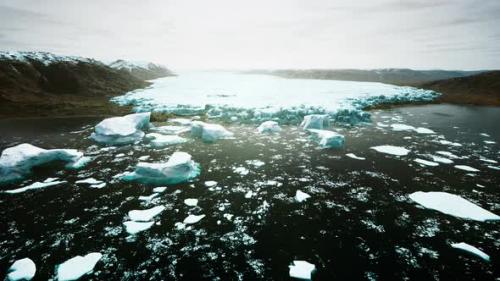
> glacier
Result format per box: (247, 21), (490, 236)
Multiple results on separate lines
(122, 152), (200, 185)
(0, 143), (86, 185)
(112, 72), (438, 125)
(91, 112), (150, 145)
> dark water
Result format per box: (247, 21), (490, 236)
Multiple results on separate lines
(0, 105), (499, 280)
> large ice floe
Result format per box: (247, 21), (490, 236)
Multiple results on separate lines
(7, 258), (36, 281)
(409, 191), (500, 221)
(56, 253), (102, 281)
(112, 72), (438, 124)
(307, 129), (345, 149)
(289, 260), (316, 280)
(451, 242), (490, 262)
(190, 121), (233, 142)
(91, 112), (150, 145)
(0, 143), (86, 185)
(122, 152), (200, 185)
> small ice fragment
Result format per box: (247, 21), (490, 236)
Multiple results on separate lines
(138, 193), (159, 202)
(56, 253), (102, 281)
(257, 121), (281, 134)
(183, 214), (205, 224)
(427, 155), (453, 164)
(307, 129), (345, 149)
(184, 198), (198, 206)
(414, 158), (439, 167)
(479, 133), (490, 137)
(245, 160), (265, 167)
(479, 157), (497, 164)
(438, 140), (462, 147)
(7, 258), (36, 281)
(289, 260), (316, 280)
(409, 191), (500, 221)
(414, 127), (435, 134)
(295, 190), (311, 202)
(4, 180), (66, 194)
(123, 221), (154, 234)
(244, 191), (253, 198)
(233, 167), (249, 176)
(204, 181), (217, 187)
(484, 140), (496, 144)
(346, 153), (365, 160)
(454, 165), (479, 172)
(370, 145), (409, 156)
(75, 178), (103, 185)
(451, 242), (490, 261)
(90, 183), (106, 189)
(436, 151), (459, 159)
(153, 186), (167, 193)
(391, 124), (415, 132)
(128, 206), (165, 221)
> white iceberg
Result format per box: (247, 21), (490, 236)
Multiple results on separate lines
(409, 191), (500, 221)
(451, 242), (490, 261)
(122, 152), (200, 185)
(90, 112), (150, 145)
(145, 133), (187, 148)
(4, 180), (66, 194)
(56, 253), (102, 281)
(128, 206), (165, 222)
(123, 221), (154, 234)
(184, 198), (198, 206)
(295, 190), (311, 202)
(7, 258), (36, 281)
(455, 165), (479, 172)
(370, 145), (409, 156)
(0, 143), (85, 184)
(414, 158), (439, 167)
(346, 153), (365, 160)
(183, 214), (205, 224)
(307, 129), (345, 149)
(289, 260), (316, 280)
(301, 114), (329, 130)
(257, 121), (281, 134)
(191, 121), (233, 142)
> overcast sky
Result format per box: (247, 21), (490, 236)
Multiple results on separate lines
(0, 0), (499, 70)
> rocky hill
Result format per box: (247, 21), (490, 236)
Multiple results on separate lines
(419, 71), (500, 106)
(0, 52), (172, 118)
(255, 68), (482, 86)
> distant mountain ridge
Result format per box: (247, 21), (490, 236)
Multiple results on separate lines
(0, 51), (174, 118)
(253, 68), (483, 86)
(108, 59), (175, 80)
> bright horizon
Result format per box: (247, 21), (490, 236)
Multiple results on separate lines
(1, 0), (499, 70)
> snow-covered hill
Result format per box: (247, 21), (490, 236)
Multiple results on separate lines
(109, 59), (174, 80)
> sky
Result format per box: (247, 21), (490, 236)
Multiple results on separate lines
(0, 0), (499, 70)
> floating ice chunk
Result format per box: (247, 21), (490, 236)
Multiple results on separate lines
(454, 165), (479, 172)
(289, 260), (316, 280)
(438, 140), (462, 147)
(409, 191), (500, 221)
(75, 178), (103, 185)
(56, 253), (102, 281)
(145, 133), (187, 148)
(301, 114), (329, 130)
(128, 206), (165, 222)
(245, 191), (253, 198)
(204, 181), (217, 187)
(484, 140), (496, 144)
(436, 151), (459, 159)
(90, 183), (106, 189)
(138, 193), (159, 202)
(184, 198), (198, 206)
(427, 155), (453, 164)
(233, 166), (249, 176)
(414, 158), (439, 167)
(4, 180), (66, 194)
(479, 157), (497, 164)
(295, 190), (311, 202)
(451, 242), (490, 261)
(346, 153), (365, 160)
(487, 165), (500, 170)
(153, 186), (167, 193)
(91, 112), (150, 145)
(152, 125), (190, 135)
(391, 124), (415, 131)
(370, 145), (409, 156)
(0, 143), (84, 185)
(257, 121), (281, 134)
(122, 152), (200, 185)
(245, 160), (265, 167)
(183, 214), (205, 224)
(7, 258), (36, 281)
(307, 129), (345, 149)
(123, 221), (154, 234)
(191, 121), (233, 142)
(480, 133), (490, 137)
(65, 156), (92, 170)
(414, 127), (435, 134)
